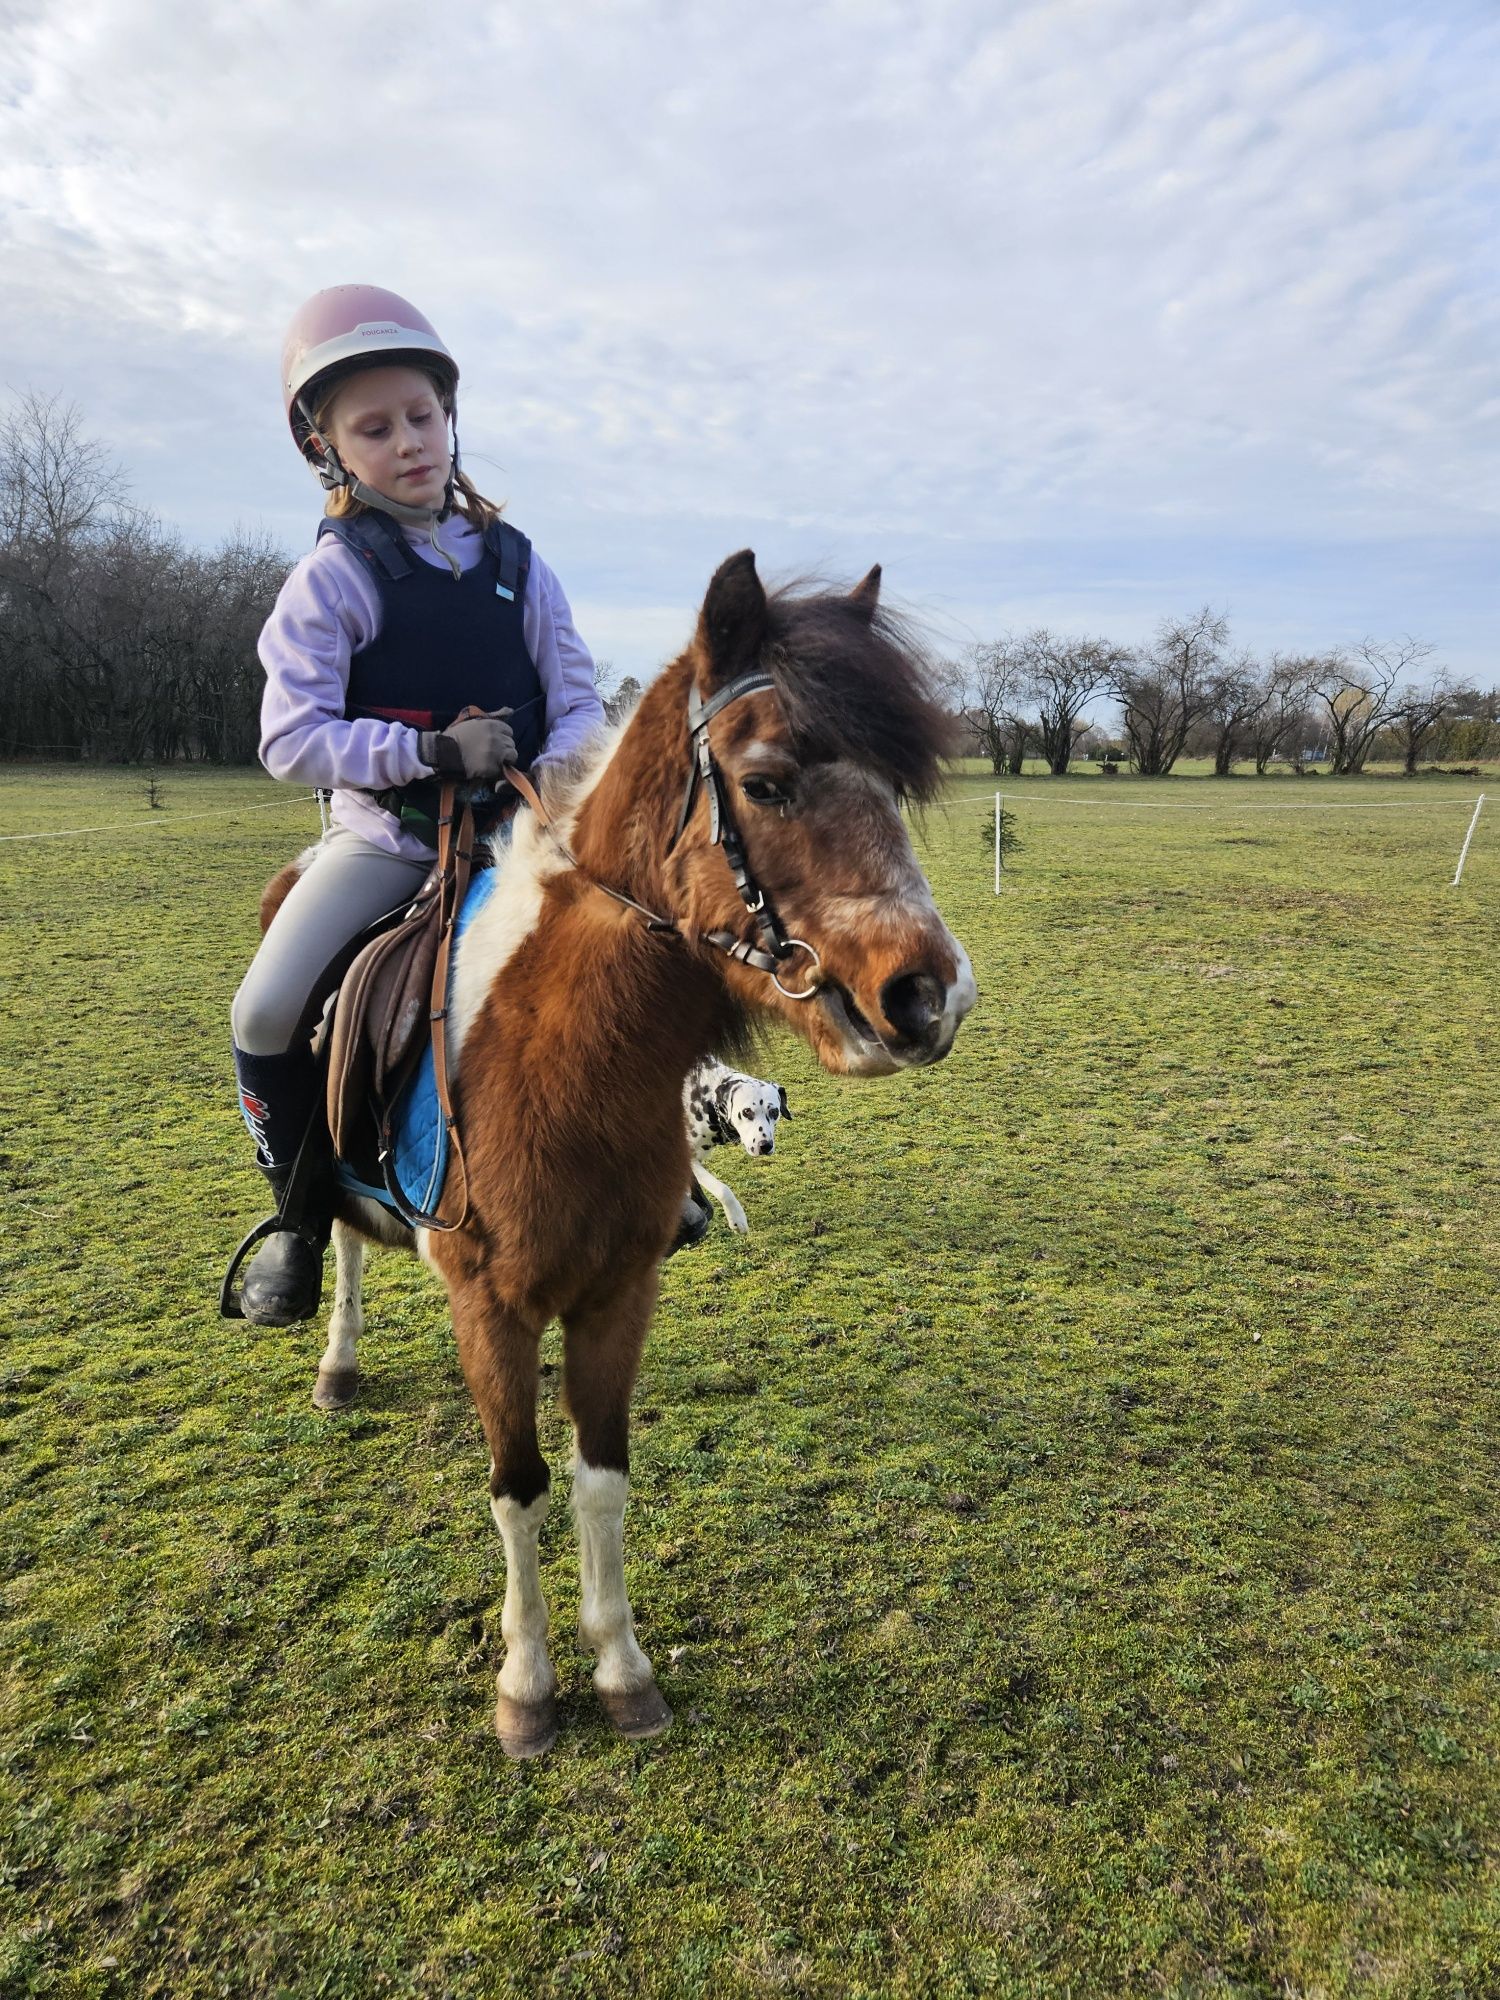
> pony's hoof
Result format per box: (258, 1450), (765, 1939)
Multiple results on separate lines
(495, 1692), (558, 1760)
(598, 1683), (673, 1740)
(312, 1367), (359, 1412)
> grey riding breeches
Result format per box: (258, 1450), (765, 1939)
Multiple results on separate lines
(231, 826), (433, 1057)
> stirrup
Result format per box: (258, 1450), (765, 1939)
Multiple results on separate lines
(219, 1215), (325, 1320)
(220, 1215), (280, 1318)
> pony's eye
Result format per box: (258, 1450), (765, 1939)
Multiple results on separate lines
(741, 776), (791, 807)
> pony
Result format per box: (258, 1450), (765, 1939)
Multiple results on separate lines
(297, 550), (975, 1756)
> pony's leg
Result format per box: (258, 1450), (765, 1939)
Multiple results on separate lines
(312, 1220), (364, 1412)
(562, 1270), (672, 1740)
(445, 1269), (557, 1759)
(692, 1160), (749, 1235)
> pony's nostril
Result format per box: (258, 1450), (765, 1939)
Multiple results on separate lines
(880, 969), (945, 1044)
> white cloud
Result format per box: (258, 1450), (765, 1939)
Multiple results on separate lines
(1, 0), (1496, 676)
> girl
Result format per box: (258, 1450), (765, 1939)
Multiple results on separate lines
(229, 285), (605, 1326)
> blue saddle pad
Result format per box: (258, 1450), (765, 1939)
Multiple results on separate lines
(336, 851), (505, 1218)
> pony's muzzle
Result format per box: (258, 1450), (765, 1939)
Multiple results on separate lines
(879, 943), (977, 1064)
(880, 968), (946, 1047)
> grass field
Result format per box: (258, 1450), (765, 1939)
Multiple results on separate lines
(2, 759), (1499, 1999)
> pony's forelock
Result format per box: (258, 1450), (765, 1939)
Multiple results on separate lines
(761, 585), (956, 804)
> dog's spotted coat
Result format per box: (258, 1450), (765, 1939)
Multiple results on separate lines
(683, 1058), (791, 1235)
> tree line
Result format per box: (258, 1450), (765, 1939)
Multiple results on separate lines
(951, 612), (1498, 778)
(1, 392), (290, 763)
(4, 390), (1494, 775)
(0, 394), (671, 766)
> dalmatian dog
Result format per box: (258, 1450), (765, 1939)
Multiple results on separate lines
(683, 1058), (792, 1236)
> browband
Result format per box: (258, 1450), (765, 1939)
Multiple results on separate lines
(672, 670), (778, 846)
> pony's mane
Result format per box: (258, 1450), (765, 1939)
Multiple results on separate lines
(529, 717), (631, 825)
(537, 578), (954, 827)
(762, 586), (956, 805)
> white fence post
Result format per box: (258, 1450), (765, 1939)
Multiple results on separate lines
(1451, 794), (1486, 886)
(994, 792), (1002, 893)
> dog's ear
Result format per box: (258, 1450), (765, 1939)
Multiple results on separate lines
(778, 1086), (792, 1119)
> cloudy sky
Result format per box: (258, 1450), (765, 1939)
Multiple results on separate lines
(3, 0), (1496, 682)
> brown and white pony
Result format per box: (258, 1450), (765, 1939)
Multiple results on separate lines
(312, 551), (975, 1756)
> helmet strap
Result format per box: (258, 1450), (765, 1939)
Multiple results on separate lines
(297, 394), (461, 578)
(298, 401), (348, 495)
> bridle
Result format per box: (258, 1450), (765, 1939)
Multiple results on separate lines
(671, 671), (823, 999)
(506, 667), (823, 1002)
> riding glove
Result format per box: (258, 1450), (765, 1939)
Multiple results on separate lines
(418, 709), (517, 782)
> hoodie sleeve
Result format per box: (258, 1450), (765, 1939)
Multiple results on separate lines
(524, 550), (608, 774)
(257, 541), (432, 792)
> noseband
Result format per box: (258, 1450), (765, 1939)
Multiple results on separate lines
(508, 668), (822, 1000)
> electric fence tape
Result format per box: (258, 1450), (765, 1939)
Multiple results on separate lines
(0, 794), (321, 843)
(941, 791), (1486, 815)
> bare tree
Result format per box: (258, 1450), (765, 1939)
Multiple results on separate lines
(1112, 606), (1227, 776)
(1386, 673), (1467, 774)
(1, 390), (289, 763)
(1248, 655), (1318, 774)
(1199, 650), (1268, 777)
(1311, 638), (1430, 775)
(0, 390), (125, 547)
(176, 528), (292, 762)
(953, 639), (1033, 775)
(605, 675), (643, 725)
(1024, 631), (1130, 775)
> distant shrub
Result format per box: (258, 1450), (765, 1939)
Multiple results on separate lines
(980, 808), (1022, 858)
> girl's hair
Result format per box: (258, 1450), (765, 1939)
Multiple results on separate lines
(311, 366), (503, 532)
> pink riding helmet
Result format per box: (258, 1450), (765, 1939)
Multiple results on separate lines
(281, 284), (459, 460)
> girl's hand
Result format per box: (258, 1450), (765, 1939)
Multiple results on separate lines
(419, 709), (518, 781)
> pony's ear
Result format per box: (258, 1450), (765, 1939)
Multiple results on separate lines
(848, 565), (882, 622)
(698, 549), (768, 685)
(778, 1085), (793, 1118)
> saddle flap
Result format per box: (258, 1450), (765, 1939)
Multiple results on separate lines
(372, 917), (441, 1101)
(326, 874), (441, 1159)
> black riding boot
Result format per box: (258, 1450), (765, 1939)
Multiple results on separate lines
(239, 1160), (333, 1326)
(666, 1188), (711, 1258)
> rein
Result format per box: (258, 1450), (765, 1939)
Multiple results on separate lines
(422, 777), (478, 1230)
(503, 669), (823, 1002)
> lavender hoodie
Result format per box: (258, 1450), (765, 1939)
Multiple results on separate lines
(258, 512), (605, 857)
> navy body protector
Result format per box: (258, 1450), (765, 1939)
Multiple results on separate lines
(317, 509), (547, 840)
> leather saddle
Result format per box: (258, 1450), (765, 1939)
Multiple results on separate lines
(324, 784), (485, 1230)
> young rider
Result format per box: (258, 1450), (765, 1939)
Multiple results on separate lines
(228, 284), (610, 1326)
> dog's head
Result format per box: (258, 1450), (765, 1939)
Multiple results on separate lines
(714, 1074), (792, 1157)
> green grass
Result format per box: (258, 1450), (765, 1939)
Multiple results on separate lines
(2, 761), (1499, 1998)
